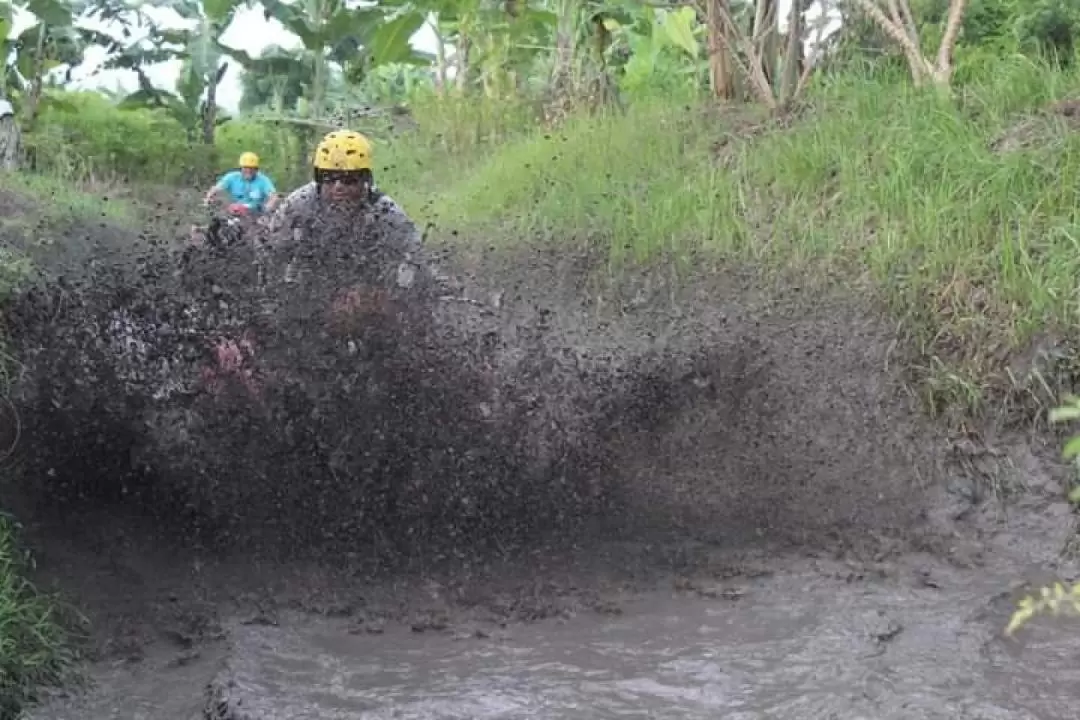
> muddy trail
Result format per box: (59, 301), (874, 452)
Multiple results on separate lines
(1, 188), (1079, 718)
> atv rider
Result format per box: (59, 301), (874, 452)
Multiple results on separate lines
(262, 129), (454, 321)
(204, 130), (455, 396)
(199, 152), (280, 248)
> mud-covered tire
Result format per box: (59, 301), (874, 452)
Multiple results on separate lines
(206, 217), (245, 250)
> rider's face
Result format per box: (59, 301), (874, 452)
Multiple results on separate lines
(241, 167), (257, 180)
(322, 173), (367, 204)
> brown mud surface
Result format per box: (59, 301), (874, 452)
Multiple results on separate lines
(2, 190), (1079, 718)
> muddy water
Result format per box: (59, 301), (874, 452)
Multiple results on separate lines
(198, 556), (1078, 720)
(25, 494), (1080, 720)
(25, 540), (1080, 720)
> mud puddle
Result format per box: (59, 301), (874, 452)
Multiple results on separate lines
(207, 559), (1080, 720)
(29, 542), (1080, 720)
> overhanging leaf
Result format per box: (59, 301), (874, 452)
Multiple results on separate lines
(367, 11), (425, 65)
(261, 0), (321, 49)
(14, 45), (34, 79)
(25, 0), (72, 27)
(1050, 401), (1080, 423)
(218, 41), (255, 67)
(1062, 435), (1080, 461)
(202, 0), (236, 24)
(117, 87), (166, 108)
(661, 5), (699, 59)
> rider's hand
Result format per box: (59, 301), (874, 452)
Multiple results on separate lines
(213, 339), (244, 373)
(339, 288), (390, 315)
(327, 287), (392, 336)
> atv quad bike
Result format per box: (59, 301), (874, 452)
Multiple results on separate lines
(189, 202), (263, 252)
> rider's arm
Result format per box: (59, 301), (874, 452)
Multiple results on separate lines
(206, 171), (236, 204)
(262, 183), (312, 242)
(264, 192), (281, 214)
(376, 195), (458, 294)
(258, 175), (280, 214)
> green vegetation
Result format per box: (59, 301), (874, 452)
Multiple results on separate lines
(0, 513), (79, 718)
(1, 0), (1080, 702)
(1006, 395), (1080, 636)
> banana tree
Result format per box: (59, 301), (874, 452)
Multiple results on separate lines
(478, 1), (556, 98)
(0, 1), (14, 95)
(551, 0), (694, 108)
(0, 1), (17, 169)
(563, 0), (638, 105)
(0, 0), (87, 127)
(259, 0), (431, 119)
(79, 0), (186, 84)
(376, 0), (467, 93)
(237, 43), (316, 112)
(117, 0), (245, 144)
(379, 0), (557, 98)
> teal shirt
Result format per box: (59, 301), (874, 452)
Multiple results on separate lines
(215, 170), (277, 213)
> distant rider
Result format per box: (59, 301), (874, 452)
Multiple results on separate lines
(196, 152), (281, 250)
(205, 151), (280, 217)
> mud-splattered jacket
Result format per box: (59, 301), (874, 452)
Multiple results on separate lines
(261, 181), (454, 296)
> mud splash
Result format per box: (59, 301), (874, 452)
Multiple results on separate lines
(4, 188), (1080, 718)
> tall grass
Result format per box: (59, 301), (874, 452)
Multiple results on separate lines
(0, 513), (79, 717)
(0, 212), (80, 715)
(391, 57), (1080, 418)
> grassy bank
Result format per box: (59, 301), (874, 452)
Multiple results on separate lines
(0, 513), (78, 716)
(0, 172), (135, 223)
(379, 60), (1080, 427)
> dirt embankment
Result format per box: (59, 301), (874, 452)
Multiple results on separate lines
(0, 188), (1076, 718)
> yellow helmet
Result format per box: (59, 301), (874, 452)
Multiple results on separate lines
(313, 130), (373, 172)
(238, 151), (260, 169)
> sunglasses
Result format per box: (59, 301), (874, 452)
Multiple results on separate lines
(319, 172), (366, 186)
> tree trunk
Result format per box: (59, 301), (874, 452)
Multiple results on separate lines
(751, 0), (779, 88)
(779, 0), (803, 106)
(706, 0), (735, 99)
(312, 48), (328, 117)
(454, 32), (471, 93)
(433, 23), (449, 96)
(550, 0), (577, 97)
(933, 0), (968, 89)
(590, 14), (621, 112)
(849, 0), (968, 91)
(0, 99), (20, 171)
(202, 85), (217, 145)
